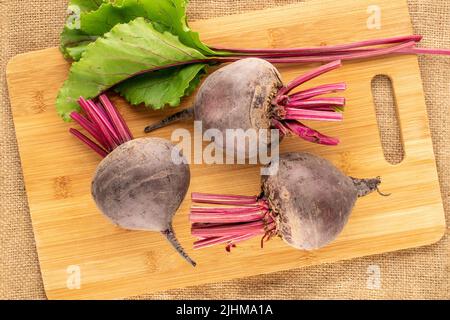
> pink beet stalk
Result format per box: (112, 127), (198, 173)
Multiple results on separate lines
(211, 35), (423, 54)
(77, 97), (95, 121)
(99, 94), (133, 142)
(70, 112), (109, 150)
(283, 120), (340, 145)
(289, 83), (347, 101)
(239, 40), (417, 62)
(69, 128), (108, 158)
(87, 100), (120, 148)
(210, 34), (450, 62)
(191, 192), (261, 206)
(286, 97), (346, 108)
(190, 193), (277, 251)
(69, 95), (133, 157)
(399, 47), (450, 55)
(283, 107), (344, 122)
(209, 40), (420, 66)
(194, 233), (262, 250)
(270, 60), (344, 145)
(190, 206), (268, 224)
(277, 60), (343, 97)
(192, 221), (267, 237)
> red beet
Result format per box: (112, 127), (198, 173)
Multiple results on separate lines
(190, 152), (384, 251)
(70, 95), (195, 266)
(145, 58), (346, 156)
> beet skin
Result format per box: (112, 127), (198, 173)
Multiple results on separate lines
(262, 153), (379, 250)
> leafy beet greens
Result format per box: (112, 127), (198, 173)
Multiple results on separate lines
(57, 0), (450, 121)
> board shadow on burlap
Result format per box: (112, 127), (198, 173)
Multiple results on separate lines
(0, 0), (448, 299)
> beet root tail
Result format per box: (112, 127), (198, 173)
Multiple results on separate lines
(351, 176), (389, 197)
(144, 108), (194, 133)
(162, 226), (197, 267)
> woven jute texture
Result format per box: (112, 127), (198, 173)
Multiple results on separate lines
(1, 0), (449, 300)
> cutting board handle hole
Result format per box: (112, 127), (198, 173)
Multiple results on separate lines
(371, 75), (405, 165)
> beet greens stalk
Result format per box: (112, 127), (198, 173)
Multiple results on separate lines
(270, 60), (345, 145)
(69, 95), (133, 157)
(190, 193), (277, 251)
(212, 35), (450, 62)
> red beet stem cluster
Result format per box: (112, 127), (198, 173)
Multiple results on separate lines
(69, 95), (133, 157)
(271, 60), (344, 146)
(212, 35), (450, 63)
(190, 193), (277, 251)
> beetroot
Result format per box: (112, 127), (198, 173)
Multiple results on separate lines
(190, 152), (384, 251)
(70, 95), (195, 266)
(145, 58), (345, 156)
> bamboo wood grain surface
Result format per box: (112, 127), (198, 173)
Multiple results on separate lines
(1, 0), (449, 300)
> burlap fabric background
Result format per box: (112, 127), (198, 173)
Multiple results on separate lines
(0, 0), (449, 300)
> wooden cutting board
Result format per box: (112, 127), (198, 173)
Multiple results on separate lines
(6, 0), (446, 300)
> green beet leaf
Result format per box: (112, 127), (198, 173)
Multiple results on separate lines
(60, 0), (215, 60)
(115, 63), (207, 108)
(60, 0), (110, 59)
(68, 0), (108, 13)
(60, 27), (98, 60)
(56, 17), (209, 121)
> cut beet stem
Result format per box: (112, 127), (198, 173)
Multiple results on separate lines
(190, 193), (277, 251)
(70, 95), (133, 157)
